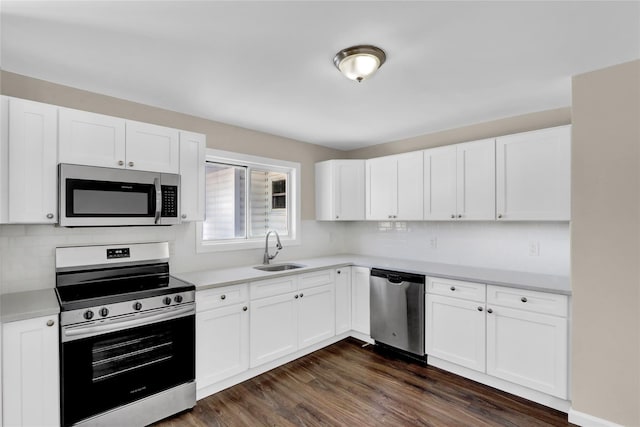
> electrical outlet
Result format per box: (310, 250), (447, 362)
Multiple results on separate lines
(528, 241), (540, 256)
(430, 237), (438, 249)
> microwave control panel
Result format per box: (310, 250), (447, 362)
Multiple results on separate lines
(161, 186), (178, 217)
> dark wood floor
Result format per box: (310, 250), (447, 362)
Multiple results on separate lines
(153, 338), (575, 427)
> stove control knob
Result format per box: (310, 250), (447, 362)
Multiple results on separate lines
(99, 307), (109, 317)
(133, 302), (142, 311)
(174, 295), (183, 303)
(84, 310), (94, 320)
(163, 297), (172, 306)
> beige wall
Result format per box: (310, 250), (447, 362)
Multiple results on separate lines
(346, 108), (571, 159)
(0, 71), (343, 220)
(571, 60), (640, 425)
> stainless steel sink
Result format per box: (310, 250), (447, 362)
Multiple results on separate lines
(253, 263), (305, 272)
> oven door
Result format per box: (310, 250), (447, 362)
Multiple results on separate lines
(60, 310), (194, 426)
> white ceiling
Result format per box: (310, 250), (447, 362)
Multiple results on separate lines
(1, 1), (639, 150)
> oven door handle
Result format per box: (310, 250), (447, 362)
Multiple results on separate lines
(154, 177), (162, 224)
(62, 305), (194, 342)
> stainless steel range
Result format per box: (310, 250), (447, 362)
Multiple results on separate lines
(55, 242), (196, 427)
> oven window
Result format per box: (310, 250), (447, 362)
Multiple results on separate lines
(60, 316), (194, 426)
(66, 179), (155, 217)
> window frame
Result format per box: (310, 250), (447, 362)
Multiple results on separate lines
(196, 149), (301, 253)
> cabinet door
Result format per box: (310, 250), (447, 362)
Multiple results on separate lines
(1, 97), (58, 224)
(396, 152), (423, 220)
(425, 294), (486, 372)
(196, 303), (249, 388)
(125, 120), (179, 173)
(3, 316), (59, 427)
(424, 145), (457, 220)
(334, 160), (365, 220)
(496, 126), (571, 220)
(58, 107), (126, 169)
(298, 284), (335, 349)
(351, 266), (370, 335)
(486, 305), (568, 398)
(456, 139), (495, 220)
(179, 131), (206, 221)
(366, 156), (397, 220)
(335, 267), (352, 334)
(249, 292), (297, 367)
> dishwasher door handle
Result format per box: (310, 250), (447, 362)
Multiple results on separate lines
(386, 274), (405, 284)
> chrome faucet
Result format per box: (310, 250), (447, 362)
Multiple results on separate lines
(263, 230), (283, 264)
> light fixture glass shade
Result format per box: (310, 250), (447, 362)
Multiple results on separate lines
(333, 45), (386, 82)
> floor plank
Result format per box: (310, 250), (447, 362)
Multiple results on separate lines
(153, 338), (576, 427)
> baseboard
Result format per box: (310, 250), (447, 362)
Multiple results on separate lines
(568, 408), (624, 427)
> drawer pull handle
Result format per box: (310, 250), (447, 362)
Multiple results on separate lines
(477, 306), (483, 312)
(220, 295), (226, 300)
(487, 308), (493, 314)
(243, 306), (248, 311)
(450, 286), (456, 291)
(521, 297), (528, 303)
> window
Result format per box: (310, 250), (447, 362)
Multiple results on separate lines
(197, 149), (300, 252)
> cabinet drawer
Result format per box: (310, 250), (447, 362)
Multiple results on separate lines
(251, 275), (299, 300)
(197, 283), (248, 312)
(428, 277), (485, 302)
(299, 269), (335, 290)
(487, 285), (568, 317)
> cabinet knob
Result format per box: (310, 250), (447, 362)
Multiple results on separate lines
(294, 294), (299, 299)
(487, 308), (493, 314)
(243, 306), (248, 311)
(46, 213), (54, 219)
(477, 306), (483, 312)
(497, 214), (503, 219)
(457, 214), (462, 218)
(46, 319), (55, 327)
(521, 297), (528, 303)
(450, 286), (456, 291)
(337, 270), (341, 274)
(118, 160), (124, 166)
(181, 214), (187, 219)
(336, 215), (339, 219)
(220, 294), (226, 300)
(128, 161), (134, 167)
(299, 293), (304, 298)
(450, 214), (455, 219)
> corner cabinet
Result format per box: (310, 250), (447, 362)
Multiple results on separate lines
(351, 266), (371, 336)
(2, 315), (60, 427)
(423, 139), (495, 221)
(0, 96), (58, 224)
(315, 160), (365, 221)
(179, 131), (206, 222)
(366, 152), (423, 220)
(496, 125), (571, 220)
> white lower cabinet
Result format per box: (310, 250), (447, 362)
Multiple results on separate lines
(196, 284), (250, 391)
(2, 315), (60, 427)
(334, 267), (352, 334)
(350, 266), (370, 336)
(426, 280), (569, 400)
(249, 270), (336, 368)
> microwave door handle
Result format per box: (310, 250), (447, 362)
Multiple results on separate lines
(154, 177), (162, 224)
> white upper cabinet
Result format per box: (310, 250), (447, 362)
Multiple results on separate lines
(315, 159), (365, 221)
(58, 107), (126, 169)
(366, 151), (423, 220)
(179, 131), (206, 222)
(125, 120), (179, 173)
(0, 96), (58, 224)
(424, 138), (495, 221)
(496, 125), (571, 221)
(59, 108), (180, 174)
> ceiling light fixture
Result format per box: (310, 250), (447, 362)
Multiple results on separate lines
(333, 45), (386, 83)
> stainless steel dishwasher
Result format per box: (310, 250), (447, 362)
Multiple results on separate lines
(370, 268), (426, 359)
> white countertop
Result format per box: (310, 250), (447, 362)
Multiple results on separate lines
(1, 288), (60, 323)
(175, 254), (571, 295)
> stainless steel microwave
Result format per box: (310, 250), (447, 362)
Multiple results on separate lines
(59, 163), (181, 227)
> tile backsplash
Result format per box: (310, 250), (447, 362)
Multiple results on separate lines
(0, 219), (569, 294)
